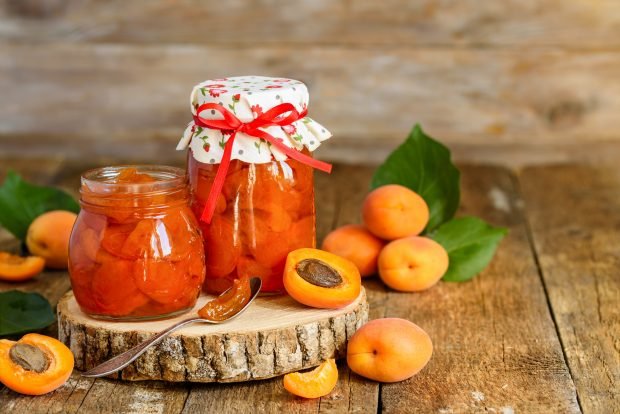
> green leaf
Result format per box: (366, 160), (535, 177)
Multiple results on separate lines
(0, 171), (80, 240)
(371, 124), (460, 231)
(430, 217), (508, 282)
(0, 290), (55, 336)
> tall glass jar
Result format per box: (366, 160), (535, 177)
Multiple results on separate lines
(68, 166), (205, 321)
(188, 151), (315, 294)
(178, 76), (332, 294)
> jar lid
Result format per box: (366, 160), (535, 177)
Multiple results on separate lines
(176, 76), (332, 164)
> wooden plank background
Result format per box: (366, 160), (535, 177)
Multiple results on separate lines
(1, 0), (620, 165)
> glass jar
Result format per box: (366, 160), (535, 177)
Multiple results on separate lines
(188, 151), (315, 294)
(68, 166), (205, 321)
(178, 76), (333, 295)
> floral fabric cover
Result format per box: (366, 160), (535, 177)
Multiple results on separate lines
(176, 76), (332, 164)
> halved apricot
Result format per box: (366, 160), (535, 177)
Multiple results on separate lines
(283, 359), (338, 399)
(0, 252), (45, 282)
(284, 248), (361, 309)
(0, 333), (74, 395)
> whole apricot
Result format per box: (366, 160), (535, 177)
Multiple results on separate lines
(362, 185), (429, 240)
(321, 225), (384, 277)
(347, 318), (432, 383)
(26, 210), (77, 269)
(378, 236), (448, 292)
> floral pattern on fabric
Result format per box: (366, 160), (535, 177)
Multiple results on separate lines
(176, 76), (332, 164)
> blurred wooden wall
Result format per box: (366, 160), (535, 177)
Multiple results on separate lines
(1, 0), (620, 166)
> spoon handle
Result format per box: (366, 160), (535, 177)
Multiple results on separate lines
(81, 317), (204, 378)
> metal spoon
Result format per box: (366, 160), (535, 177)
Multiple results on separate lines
(81, 277), (262, 378)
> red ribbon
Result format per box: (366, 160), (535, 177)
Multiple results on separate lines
(193, 102), (332, 223)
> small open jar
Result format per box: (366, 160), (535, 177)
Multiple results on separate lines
(68, 166), (205, 321)
(177, 76), (332, 294)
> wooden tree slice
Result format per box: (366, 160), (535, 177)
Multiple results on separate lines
(58, 288), (368, 383)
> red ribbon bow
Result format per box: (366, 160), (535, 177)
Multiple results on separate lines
(193, 102), (332, 223)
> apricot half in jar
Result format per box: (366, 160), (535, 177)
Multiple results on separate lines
(284, 248), (361, 309)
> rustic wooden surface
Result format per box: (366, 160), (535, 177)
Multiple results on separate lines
(57, 289), (369, 382)
(0, 157), (618, 413)
(1, 1), (620, 166)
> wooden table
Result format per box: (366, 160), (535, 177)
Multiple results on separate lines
(0, 158), (618, 414)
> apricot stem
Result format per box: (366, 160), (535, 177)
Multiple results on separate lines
(9, 343), (50, 373)
(296, 259), (343, 287)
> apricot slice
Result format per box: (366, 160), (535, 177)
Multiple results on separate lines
(90, 258), (149, 316)
(0, 333), (74, 395)
(114, 167), (156, 183)
(362, 185), (430, 240)
(26, 210), (77, 269)
(321, 225), (384, 277)
(0, 252), (45, 282)
(69, 226), (102, 266)
(347, 318), (432, 382)
(284, 248), (361, 309)
(134, 259), (192, 304)
(283, 359), (338, 399)
(198, 275), (251, 321)
(378, 236), (449, 292)
(203, 214), (241, 278)
(100, 222), (137, 258)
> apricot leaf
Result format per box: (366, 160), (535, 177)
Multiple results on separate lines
(0, 171), (79, 240)
(371, 124), (460, 232)
(430, 217), (507, 282)
(0, 290), (55, 336)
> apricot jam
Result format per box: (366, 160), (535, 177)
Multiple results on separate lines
(68, 166), (205, 320)
(188, 152), (316, 294)
(197, 275), (251, 321)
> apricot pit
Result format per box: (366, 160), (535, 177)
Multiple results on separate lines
(296, 259), (343, 288)
(9, 343), (50, 373)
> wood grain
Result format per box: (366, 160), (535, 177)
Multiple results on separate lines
(379, 165), (580, 413)
(1, 0), (619, 48)
(58, 289), (368, 382)
(2, 158), (610, 413)
(1, 44), (620, 166)
(520, 165), (620, 414)
(317, 165), (385, 414)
